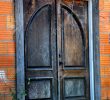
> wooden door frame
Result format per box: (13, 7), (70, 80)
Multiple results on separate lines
(15, 0), (100, 100)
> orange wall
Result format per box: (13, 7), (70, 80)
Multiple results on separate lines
(100, 0), (110, 99)
(0, 0), (110, 100)
(0, 0), (15, 100)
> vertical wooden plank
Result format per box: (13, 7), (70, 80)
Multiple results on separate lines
(92, 0), (101, 100)
(15, 0), (25, 100)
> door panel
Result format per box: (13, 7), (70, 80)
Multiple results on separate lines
(64, 78), (85, 97)
(24, 0), (89, 100)
(24, 0), (58, 100)
(27, 5), (51, 67)
(62, 7), (84, 66)
(57, 0), (89, 100)
(28, 79), (51, 99)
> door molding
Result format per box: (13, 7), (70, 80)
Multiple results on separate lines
(92, 0), (101, 100)
(88, 0), (100, 100)
(15, 0), (25, 100)
(15, 0), (100, 100)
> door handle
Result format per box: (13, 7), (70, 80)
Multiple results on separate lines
(59, 53), (63, 65)
(59, 61), (63, 65)
(59, 54), (61, 58)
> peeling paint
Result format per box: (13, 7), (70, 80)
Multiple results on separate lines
(0, 70), (7, 83)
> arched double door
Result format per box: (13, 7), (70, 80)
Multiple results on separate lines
(24, 0), (89, 100)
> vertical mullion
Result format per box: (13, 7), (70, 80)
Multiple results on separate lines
(56, 0), (62, 100)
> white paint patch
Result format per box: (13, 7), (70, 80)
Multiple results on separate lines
(0, 70), (7, 83)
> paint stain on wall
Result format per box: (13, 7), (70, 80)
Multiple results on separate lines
(0, 70), (7, 83)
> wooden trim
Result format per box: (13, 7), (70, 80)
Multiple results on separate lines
(15, 0), (25, 100)
(92, 0), (101, 100)
(15, 0), (100, 100)
(88, 0), (95, 99)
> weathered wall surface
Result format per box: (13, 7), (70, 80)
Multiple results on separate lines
(99, 0), (110, 99)
(0, 0), (15, 99)
(0, 0), (110, 99)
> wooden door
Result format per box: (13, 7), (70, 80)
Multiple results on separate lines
(24, 0), (89, 100)
(57, 0), (89, 100)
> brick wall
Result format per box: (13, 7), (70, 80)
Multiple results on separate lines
(99, 0), (110, 99)
(0, 0), (15, 100)
(0, 0), (110, 100)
